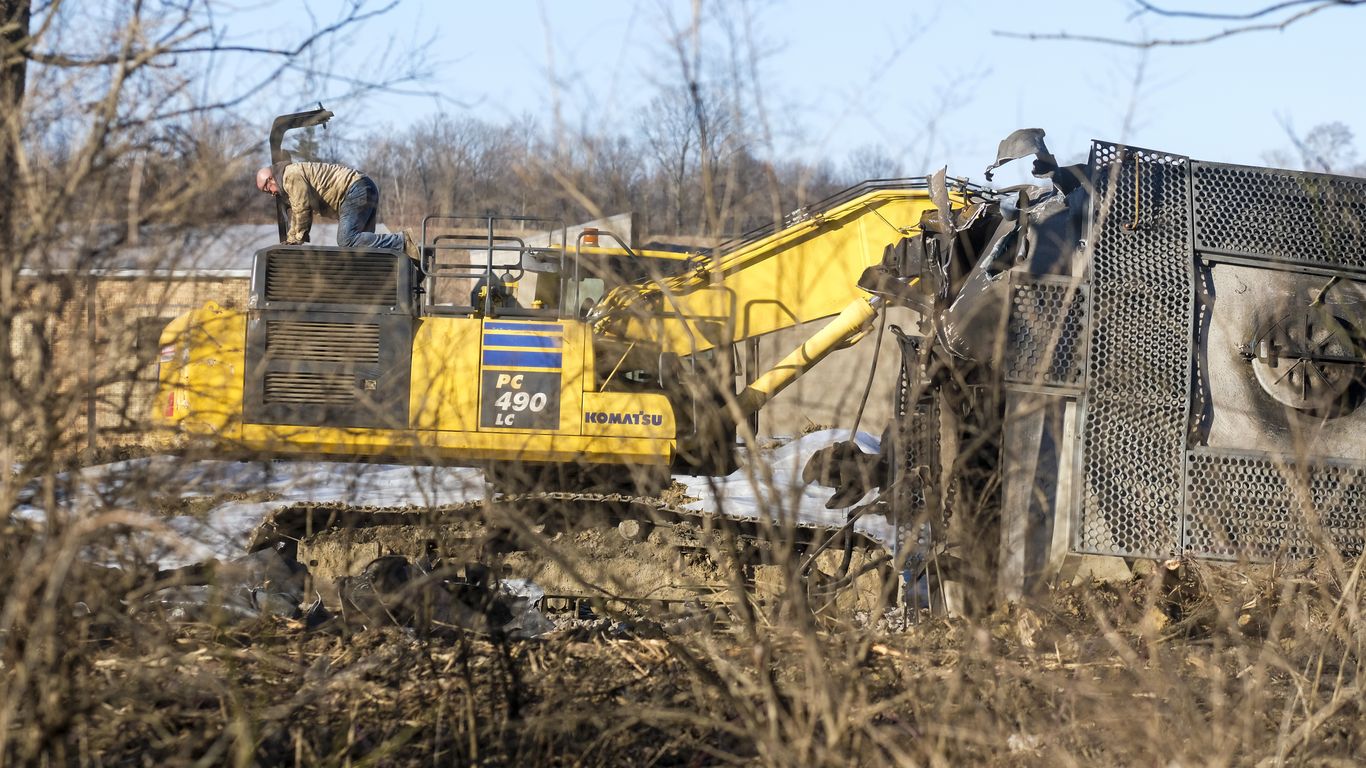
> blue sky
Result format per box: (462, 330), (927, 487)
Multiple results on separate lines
(221, 0), (1364, 185)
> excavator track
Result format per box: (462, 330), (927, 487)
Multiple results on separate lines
(248, 490), (895, 614)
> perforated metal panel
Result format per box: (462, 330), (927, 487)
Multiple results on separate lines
(1192, 162), (1366, 274)
(1185, 449), (1366, 560)
(1004, 274), (1089, 391)
(891, 332), (941, 562)
(1068, 143), (1366, 563)
(1182, 162), (1366, 562)
(1075, 143), (1194, 559)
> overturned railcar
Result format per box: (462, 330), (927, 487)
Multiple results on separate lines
(863, 131), (1366, 592)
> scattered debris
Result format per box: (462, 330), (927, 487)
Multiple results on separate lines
(140, 545), (307, 622)
(338, 556), (552, 639)
(140, 545), (553, 639)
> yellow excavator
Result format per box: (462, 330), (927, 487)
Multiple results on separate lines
(153, 107), (964, 485)
(150, 107), (981, 609)
(157, 111), (1366, 610)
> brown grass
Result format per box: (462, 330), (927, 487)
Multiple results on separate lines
(2, 515), (1362, 767)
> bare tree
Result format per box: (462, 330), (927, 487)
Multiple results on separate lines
(641, 87), (702, 232)
(843, 143), (904, 182)
(0, 3), (422, 762)
(1265, 119), (1366, 174)
(1, 0), (421, 474)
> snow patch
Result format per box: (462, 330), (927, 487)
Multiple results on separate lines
(14, 429), (893, 569)
(674, 429), (894, 547)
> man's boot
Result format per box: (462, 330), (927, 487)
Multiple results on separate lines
(402, 229), (421, 261)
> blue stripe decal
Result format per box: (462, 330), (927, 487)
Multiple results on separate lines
(482, 333), (562, 349)
(482, 350), (563, 368)
(484, 321), (563, 332)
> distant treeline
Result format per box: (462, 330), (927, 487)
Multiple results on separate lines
(353, 120), (901, 243)
(61, 108), (1365, 248)
(303, 108), (909, 243)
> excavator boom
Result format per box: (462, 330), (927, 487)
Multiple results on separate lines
(591, 182), (968, 356)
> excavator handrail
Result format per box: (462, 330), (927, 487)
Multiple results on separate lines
(419, 213), (568, 316)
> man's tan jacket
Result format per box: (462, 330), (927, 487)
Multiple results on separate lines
(281, 162), (361, 244)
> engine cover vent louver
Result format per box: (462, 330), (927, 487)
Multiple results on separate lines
(264, 372), (356, 405)
(264, 251), (398, 305)
(266, 321), (380, 364)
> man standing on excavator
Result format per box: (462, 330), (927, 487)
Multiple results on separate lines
(255, 162), (416, 257)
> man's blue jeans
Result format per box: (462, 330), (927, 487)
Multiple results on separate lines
(337, 175), (404, 250)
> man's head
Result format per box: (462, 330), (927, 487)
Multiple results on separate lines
(255, 166), (279, 195)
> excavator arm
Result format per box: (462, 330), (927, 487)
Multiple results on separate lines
(579, 181), (969, 458)
(590, 182), (970, 357)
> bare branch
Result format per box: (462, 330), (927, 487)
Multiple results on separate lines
(26, 1), (397, 67)
(1130, 0), (1355, 22)
(996, 0), (1360, 48)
